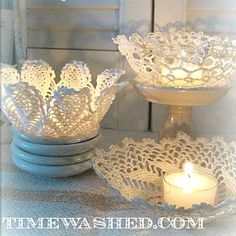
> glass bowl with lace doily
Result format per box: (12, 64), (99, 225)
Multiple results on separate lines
(94, 133), (236, 221)
(114, 31), (236, 139)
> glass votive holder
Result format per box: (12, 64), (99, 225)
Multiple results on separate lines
(163, 171), (218, 209)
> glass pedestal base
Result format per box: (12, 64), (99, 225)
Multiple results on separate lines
(160, 105), (195, 139)
(134, 82), (229, 140)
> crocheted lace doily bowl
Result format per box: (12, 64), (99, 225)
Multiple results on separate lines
(1, 60), (127, 139)
(113, 31), (236, 89)
(94, 133), (236, 221)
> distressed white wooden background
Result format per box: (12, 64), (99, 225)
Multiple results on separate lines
(0, 0), (14, 64)
(1, 0), (236, 137)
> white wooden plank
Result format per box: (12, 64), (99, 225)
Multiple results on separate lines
(27, 10), (118, 30)
(154, 0), (186, 30)
(1, 0), (13, 9)
(187, 10), (236, 34)
(193, 80), (236, 135)
(0, 9), (14, 64)
(26, 4), (119, 50)
(187, 0), (236, 9)
(120, 0), (153, 36)
(27, 0), (118, 9)
(26, 49), (122, 129)
(186, 0), (236, 135)
(152, 0), (187, 133)
(13, 0), (27, 62)
(27, 30), (117, 50)
(19, 0), (27, 54)
(117, 0), (152, 131)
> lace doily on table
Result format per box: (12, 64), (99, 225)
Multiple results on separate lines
(94, 133), (236, 220)
(113, 31), (236, 88)
(0, 60), (127, 138)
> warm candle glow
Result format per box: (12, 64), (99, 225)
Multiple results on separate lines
(163, 162), (218, 208)
(160, 63), (203, 87)
(0, 60), (126, 138)
(114, 31), (236, 88)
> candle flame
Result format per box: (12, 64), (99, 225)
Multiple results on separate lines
(184, 162), (193, 179)
(183, 162), (193, 193)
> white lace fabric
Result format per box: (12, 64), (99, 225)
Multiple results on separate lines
(94, 133), (236, 219)
(114, 31), (236, 88)
(0, 60), (126, 138)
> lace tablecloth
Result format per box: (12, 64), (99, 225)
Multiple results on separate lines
(1, 129), (236, 236)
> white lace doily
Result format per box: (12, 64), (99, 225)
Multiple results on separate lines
(113, 31), (236, 88)
(0, 60), (127, 138)
(94, 133), (236, 220)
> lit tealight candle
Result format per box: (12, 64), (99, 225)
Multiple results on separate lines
(163, 162), (217, 208)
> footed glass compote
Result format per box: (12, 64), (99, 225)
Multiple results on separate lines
(114, 31), (236, 139)
(1, 60), (127, 177)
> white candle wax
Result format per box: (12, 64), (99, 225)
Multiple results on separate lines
(163, 164), (217, 209)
